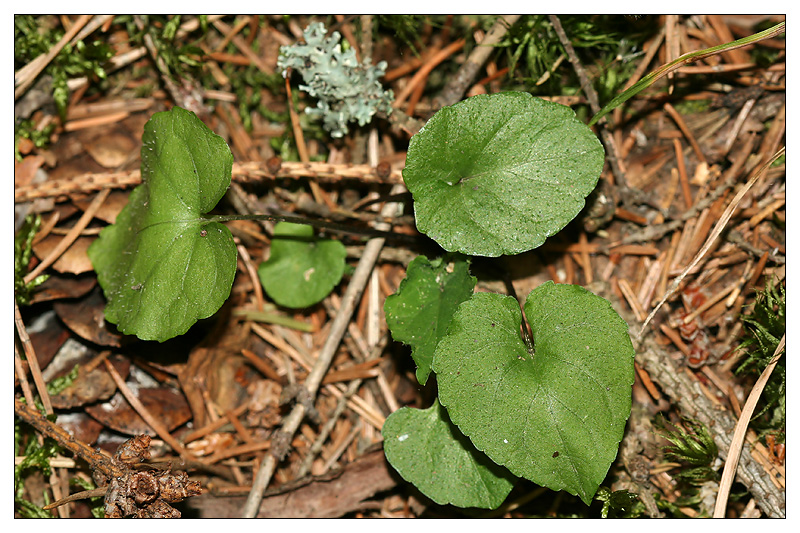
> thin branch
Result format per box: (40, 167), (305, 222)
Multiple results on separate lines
(14, 160), (403, 203)
(15, 301), (52, 414)
(433, 15), (521, 109)
(206, 212), (419, 245)
(42, 487), (107, 511)
(296, 334), (388, 478)
(548, 15), (628, 188)
(636, 332), (785, 517)
(14, 397), (123, 480)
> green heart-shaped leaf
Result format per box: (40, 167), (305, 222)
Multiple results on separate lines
(382, 398), (516, 509)
(384, 254), (476, 385)
(258, 222), (346, 309)
(403, 91), (604, 257)
(432, 282), (634, 504)
(88, 107), (237, 342)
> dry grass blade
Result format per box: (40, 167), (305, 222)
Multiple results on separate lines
(14, 345), (36, 407)
(392, 38), (466, 108)
(637, 146), (785, 343)
(590, 21), (786, 126)
(713, 334), (785, 518)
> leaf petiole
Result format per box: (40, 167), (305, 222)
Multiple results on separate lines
(204, 213), (419, 243)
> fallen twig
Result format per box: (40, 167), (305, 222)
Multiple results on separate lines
(14, 160), (403, 203)
(14, 397), (123, 480)
(102, 359), (194, 462)
(433, 15), (521, 109)
(637, 334), (785, 517)
(14, 301), (53, 414)
(549, 15), (628, 189)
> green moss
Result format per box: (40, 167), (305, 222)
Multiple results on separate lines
(735, 279), (786, 439)
(15, 15), (113, 119)
(14, 415), (61, 517)
(674, 99), (712, 115)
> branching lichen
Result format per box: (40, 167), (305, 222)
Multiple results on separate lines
(278, 22), (394, 138)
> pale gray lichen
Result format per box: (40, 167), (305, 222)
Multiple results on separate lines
(278, 22), (394, 138)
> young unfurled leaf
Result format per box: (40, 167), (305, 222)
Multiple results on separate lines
(384, 254), (475, 385)
(87, 107), (237, 342)
(258, 222), (346, 309)
(432, 281), (635, 504)
(402, 91), (604, 257)
(382, 399), (516, 509)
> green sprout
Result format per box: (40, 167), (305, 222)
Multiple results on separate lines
(89, 92), (632, 510)
(15, 214), (49, 306)
(594, 487), (645, 518)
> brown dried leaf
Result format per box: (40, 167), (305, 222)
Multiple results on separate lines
(53, 411), (104, 446)
(30, 273), (97, 304)
(85, 386), (191, 436)
(179, 342), (254, 428)
(15, 154), (46, 187)
(50, 354), (130, 409)
(32, 234), (95, 275)
(72, 189), (130, 224)
(83, 129), (137, 168)
(53, 287), (126, 347)
(25, 310), (70, 372)
(16, 136), (35, 156)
